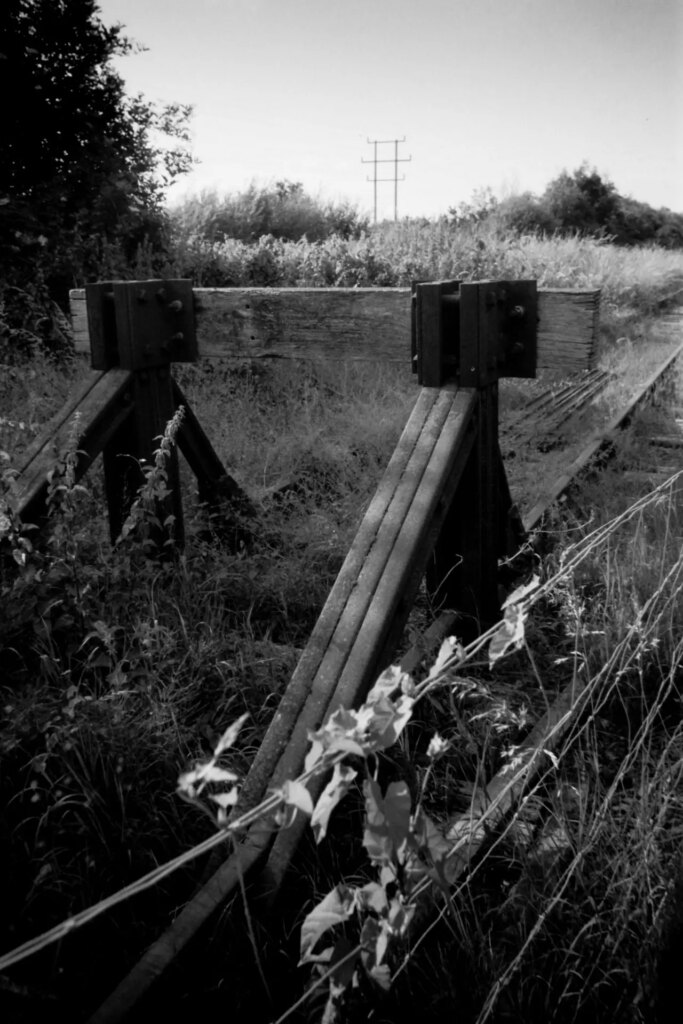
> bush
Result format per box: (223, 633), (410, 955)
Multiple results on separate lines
(493, 192), (558, 235)
(169, 180), (369, 246)
(0, 280), (75, 365)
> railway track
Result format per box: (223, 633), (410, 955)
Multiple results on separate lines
(502, 367), (613, 450)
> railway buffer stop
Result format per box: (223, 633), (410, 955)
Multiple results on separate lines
(46, 277), (540, 1023)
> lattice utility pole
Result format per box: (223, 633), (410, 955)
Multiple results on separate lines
(362, 137), (411, 223)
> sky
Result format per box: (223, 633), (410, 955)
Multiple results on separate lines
(97, 0), (683, 219)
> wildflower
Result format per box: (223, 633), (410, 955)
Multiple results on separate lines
(426, 733), (450, 759)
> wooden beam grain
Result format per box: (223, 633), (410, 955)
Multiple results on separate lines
(70, 288), (600, 373)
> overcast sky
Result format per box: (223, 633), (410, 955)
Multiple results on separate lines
(97, 0), (683, 219)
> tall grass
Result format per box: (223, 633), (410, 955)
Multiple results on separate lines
(169, 182), (368, 245)
(159, 220), (683, 353)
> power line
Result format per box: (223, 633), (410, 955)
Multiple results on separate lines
(362, 137), (411, 223)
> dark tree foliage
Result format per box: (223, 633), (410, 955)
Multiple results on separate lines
(542, 166), (683, 248)
(542, 164), (619, 235)
(452, 165), (683, 250)
(608, 196), (683, 249)
(494, 192), (557, 235)
(0, 0), (193, 305)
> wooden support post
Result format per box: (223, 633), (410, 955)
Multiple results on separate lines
(431, 385), (501, 635)
(418, 279), (537, 637)
(427, 389), (501, 635)
(86, 280), (197, 547)
(172, 379), (256, 547)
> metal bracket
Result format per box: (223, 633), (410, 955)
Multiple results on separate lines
(86, 280), (197, 370)
(413, 279), (536, 388)
(114, 280), (197, 370)
(459, 281), (537, 387)
(412, 279), (460, 386)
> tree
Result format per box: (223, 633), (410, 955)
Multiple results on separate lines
(0, 0), (193, 301)
(448, 187), (499, 227)
(494, 192), (558, 235)
(541, 164), (618, 235)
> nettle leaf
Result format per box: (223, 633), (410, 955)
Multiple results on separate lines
(410, 809), (455, 884)
(363, 779), (393, 865)
(300, 885), (355, 963)
(307, 707), (372, 763)
(328, 936), (360, 988)
(379, 864), (398, 889)
(489, 576), (541, 668)
(177, 762), (238, 798)
(366, 664), (412, 705)
(363, 779), (412, 866)
(327, 707), (361, 733)
(387, 896), (415, 937)
(210, 787), (240, 824)
(360, 918), (393, 989)
(210, 788), (240, 809)
(383, 782), (411, 844)
(311, 763), (357, 844)
(357, 881), (389, 915)
(305, 737), (325, 773)
(426, 732), (450, 759)
(213, 712), (249, 756)
(325, 736), (368, 760)
(502, 575), (540, 610)
(488, 602), (527, 667)
(366, 694), (414, 751)
(279, 779), (314, 818)
(432, 635), (464, 675)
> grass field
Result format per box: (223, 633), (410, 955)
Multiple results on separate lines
(1, 229), (683, 1023)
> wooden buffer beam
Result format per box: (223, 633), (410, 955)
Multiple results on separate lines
(70, 285), (598, 373)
